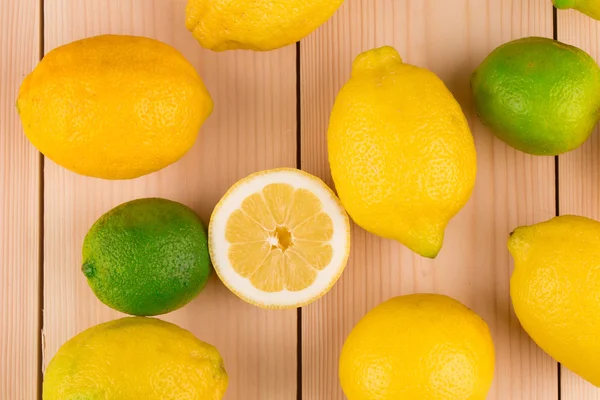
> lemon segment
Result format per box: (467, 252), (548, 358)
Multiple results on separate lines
(284, 250), (319, 292)
(210, 168), (351, 309)
(263, 183), (294, 225)
(294, 213), (334, 241)
(285, 188), (323, 229)
(291, 241), (333, 270)
(228, 242), (270, 278)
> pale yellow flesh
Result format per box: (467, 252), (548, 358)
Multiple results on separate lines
(225, 183), (334, 292)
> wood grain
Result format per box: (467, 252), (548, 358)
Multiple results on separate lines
(557, 9), (600, 400)
(6, 0), (599, 397)
(300, 1), (558, 399)
(42, 1), (297, 399)
(0, 1), (41, 399)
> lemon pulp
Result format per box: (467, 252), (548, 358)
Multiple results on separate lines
(209, 168), (351, 309)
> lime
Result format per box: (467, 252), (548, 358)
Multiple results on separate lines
(82, 198), (211, 316)
(553, 0), (600, 20)
(471, 37), (600, 155)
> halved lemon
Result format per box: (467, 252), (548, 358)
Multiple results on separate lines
(209, 168), (351, 309)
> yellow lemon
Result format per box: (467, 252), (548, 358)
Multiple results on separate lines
(185, 0), (344, 51)
(339, 294), (495, 400)
(209, 168), (350, 308)
(17, 35), (213, 179)
(328, 46), (477, 258)
(43, 317), (228, 400)
(509, 215), (600, 387)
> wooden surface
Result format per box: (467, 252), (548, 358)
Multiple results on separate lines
(42, 1), (297, 400)
(300, 1), (557, 399)
(2, 0), (600, 399)
(558, 9), (600, 400)
(0, 1), (41, 399)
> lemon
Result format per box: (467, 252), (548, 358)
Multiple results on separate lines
(339, 294), (495, 400)
(43, 317), (228, 400)
(209, 168), (350, 308)
(185, 0), (344, 51)
(509, 215), (600, 387)
(328, 46), (477, 258)
(17, 34), (213, 179)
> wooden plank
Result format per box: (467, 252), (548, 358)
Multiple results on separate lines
(42, 1), (297, 399)
(0, 0), (41, 399)
(557, 9), (600, 400)
(300, 1), (558, 399)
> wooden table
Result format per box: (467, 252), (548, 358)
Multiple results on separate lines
(2, 1), (599, 399)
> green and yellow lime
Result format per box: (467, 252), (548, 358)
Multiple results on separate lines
(554, 0), (600, 20)
(82, 198), (211, 316)
(471, 37), (600, 155)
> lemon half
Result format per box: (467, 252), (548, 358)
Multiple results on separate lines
(209, 168), (350, 309)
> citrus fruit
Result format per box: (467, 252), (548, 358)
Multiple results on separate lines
(82, 198), (211, 316)
(471, 37), (600, 155)
(509, 215), (600, 386)
(17, 34), (213, 179)
(339, 294), (495, 400)
(43, 317), (228, 400)
(208, 168), (350, 308)
(185, 0), (344, 51)
(328, 46), (477, 259)
(554, 0), (600, 20)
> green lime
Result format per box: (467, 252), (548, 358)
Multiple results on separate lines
(82, 198), (211, 316)
(553, 0), (600, 20)
(471, 37), (600, 155)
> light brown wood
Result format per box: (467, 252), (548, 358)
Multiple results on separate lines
(0, 1), (41, 399)
(557, 9), (600, 400)
(300, 1), (558, 399)
(42, 1), (297, 399)
(8, 0), (600, 397)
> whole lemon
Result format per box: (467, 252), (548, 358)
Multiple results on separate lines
(328, 46), (477, 258)
(185, 0), (344, 51)
(509, 215), (600, 387)
(339, 294), (495, 400)
(471, 37), (600, 155)
(43, 317), (228, 400)
(17, 34), (213, 179)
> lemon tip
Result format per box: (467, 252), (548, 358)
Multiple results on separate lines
(507, 226), (529, 259)
(351, 46), (404, 75)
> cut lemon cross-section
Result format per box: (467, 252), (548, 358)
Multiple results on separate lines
(209, 168), (351, 309)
